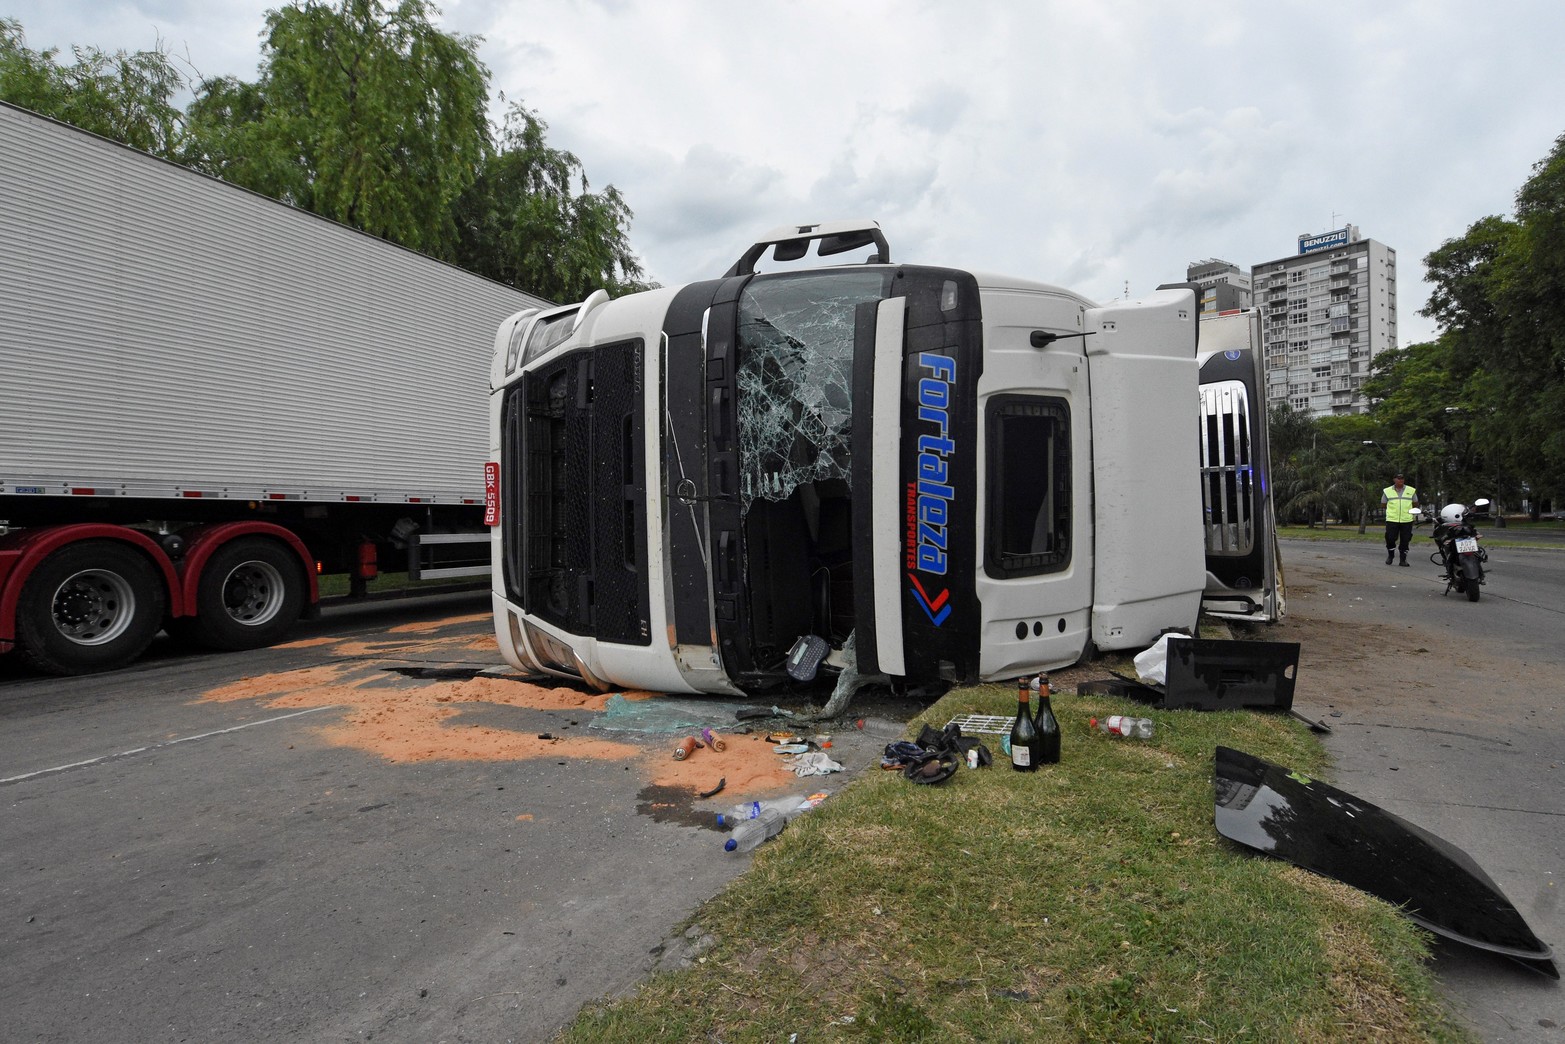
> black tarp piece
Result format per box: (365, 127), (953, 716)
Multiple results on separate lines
(1162, 637), (1298, 711)
(1076, 638), (1326, 731)
(1214, 746), (1558, 979)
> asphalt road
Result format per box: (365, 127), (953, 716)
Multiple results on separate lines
(4, 550), (1562, 1042)
(0, 594), (913, 1043)
(1275, 537), (1565, 1042)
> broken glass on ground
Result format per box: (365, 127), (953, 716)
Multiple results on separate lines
(591, 694), (747, 734)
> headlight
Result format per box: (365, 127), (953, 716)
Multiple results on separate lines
(516, 308), (582, 370)
(502, 308), (542, 373)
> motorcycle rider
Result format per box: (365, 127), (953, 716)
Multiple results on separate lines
(1381, 472), (1418, 566)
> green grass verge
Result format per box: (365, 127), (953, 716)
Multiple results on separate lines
(1279, 523), (1561, 549)
(559, 684), (1469, 1043)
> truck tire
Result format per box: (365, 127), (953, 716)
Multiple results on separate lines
(15, 541), (166, 675)
(184, 537), (305, 650)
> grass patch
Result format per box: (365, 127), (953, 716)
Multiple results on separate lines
(1279, 524), (1560, 550)
(558, 685), (1468, 1043)
(1278, 524), (1387, 543)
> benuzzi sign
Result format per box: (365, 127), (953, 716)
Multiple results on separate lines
(906, 351), (955, 625)
(1299, 227), (1350, 255)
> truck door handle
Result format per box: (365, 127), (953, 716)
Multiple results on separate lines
(710, 389), (729, 445)
(717, 530), (734, 585)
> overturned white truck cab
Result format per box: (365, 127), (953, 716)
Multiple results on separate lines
(488, 222), (1207, 695)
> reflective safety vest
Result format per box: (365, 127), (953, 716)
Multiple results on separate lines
(1383, 485), (1418, 523)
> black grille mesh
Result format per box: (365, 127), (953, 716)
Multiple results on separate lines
(510, 342), (648, 645)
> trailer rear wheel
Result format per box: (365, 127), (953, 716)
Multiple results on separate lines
(16, 541), (166, 675)
(185, 538), (305, 650)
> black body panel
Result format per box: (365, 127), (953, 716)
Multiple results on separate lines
(505, 341), (650, 645)
(1215, 746), (1557, 978)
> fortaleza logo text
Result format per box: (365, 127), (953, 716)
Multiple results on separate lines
(906, 351), (956, 626)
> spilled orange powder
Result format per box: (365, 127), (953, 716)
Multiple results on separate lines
(276, 636), (338, 649)
(192, 632), (804, 798)
(315, 713), (641, 764)
(202, 662), (360, 702)
(642, 731), (800, 794)
(387, 612), (491, 634)
(330, 632), (493, 659)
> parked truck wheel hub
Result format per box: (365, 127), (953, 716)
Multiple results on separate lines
(50, 569), (137, 646)
(221, 561), (286, 625)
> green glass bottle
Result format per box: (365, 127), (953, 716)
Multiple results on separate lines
(1033, 673), (1061, 765)
(1010, 676), (1038, 772)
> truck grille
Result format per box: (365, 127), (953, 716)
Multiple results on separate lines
(502, 341), (650, 645)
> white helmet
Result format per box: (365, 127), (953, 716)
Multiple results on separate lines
(1440, 504), (1466, 525)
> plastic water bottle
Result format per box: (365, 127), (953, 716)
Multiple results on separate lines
(717, 793), (807, 829)
(724, 807), (789, 852)
(1090, 715), (1154, 739)
(718, 801), (764, 827)
(719, 795), (825, 851)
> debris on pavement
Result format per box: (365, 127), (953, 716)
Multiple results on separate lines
(783, 751), (843, 776)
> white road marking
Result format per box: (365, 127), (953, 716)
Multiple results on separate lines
(0, 706), (341, 785)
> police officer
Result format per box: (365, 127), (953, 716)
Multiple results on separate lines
(1381, 472), (1418, 566)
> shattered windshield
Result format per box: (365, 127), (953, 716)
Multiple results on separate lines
(735, 270), (890, 508)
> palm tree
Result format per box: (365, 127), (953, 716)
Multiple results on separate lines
(1277, 456), (1367, 528)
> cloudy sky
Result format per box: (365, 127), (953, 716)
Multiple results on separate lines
(8, 0), (1565, 343)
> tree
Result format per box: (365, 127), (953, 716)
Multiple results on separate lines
(1266, 403), (1317, 466)
(1277, 455), (1363, 529)
(453, 102), (649, 302)
(1420, 131), (1565, 515)
(1360, 336), (1510, 509)
(8, 6), (649, 305)
(0, 18), (186, 157)
(1316, 413), (1384, 531)
(187, 0), (490, 258)
(1269, 407), (1380, 527)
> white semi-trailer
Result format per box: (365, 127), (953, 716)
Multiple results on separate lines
(487, 221), (1211, 696)
(0, 101), (550, 674)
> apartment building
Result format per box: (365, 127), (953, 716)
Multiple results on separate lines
(1252, 226), (1397, 417)
(1157, 258), (1253, 316)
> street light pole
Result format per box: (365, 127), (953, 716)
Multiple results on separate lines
(1361, 441), (1388, 534)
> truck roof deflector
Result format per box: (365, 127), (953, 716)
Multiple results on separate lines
(1214, 745), (1558, 978)
(723, 220), (890, 278)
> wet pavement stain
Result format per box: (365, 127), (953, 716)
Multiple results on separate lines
(636, 784), (722, 831)
(384, 666), (489, 681)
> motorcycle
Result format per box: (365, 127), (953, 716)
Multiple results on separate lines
(1429, 499), (1490, 602)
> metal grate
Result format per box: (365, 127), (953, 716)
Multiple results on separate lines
(946, 714), (1017, 736)
(1200, 381), (1255, 555)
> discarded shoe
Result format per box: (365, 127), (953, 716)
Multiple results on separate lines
(903, 752), (959, 785)
(883, 723), (989, 785)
